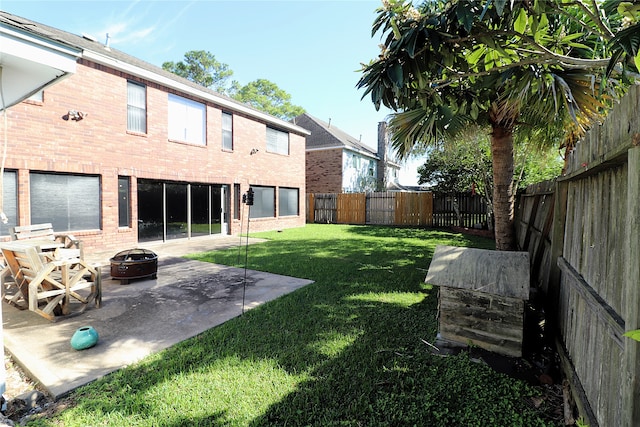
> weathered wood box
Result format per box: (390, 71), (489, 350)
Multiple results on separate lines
(425, 245), (530, 357)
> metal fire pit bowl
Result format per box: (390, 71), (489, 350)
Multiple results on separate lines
(110, 248), (158, 285)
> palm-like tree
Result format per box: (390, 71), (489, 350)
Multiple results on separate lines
(358, 0), (635, 250)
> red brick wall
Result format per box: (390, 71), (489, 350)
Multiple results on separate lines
(306, 149), (343, 193)
(3, 60), (306, 253)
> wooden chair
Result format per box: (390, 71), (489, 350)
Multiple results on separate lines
(0, 243), (101, 321)
(10, 223), (84, 260)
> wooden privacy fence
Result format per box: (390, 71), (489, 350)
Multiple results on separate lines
(308, 191), (487, 228)
(515, 84), (640, 427)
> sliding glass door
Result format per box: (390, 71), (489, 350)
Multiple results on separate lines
(138, 179), (226, 242)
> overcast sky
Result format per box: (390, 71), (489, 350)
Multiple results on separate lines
(2, 0), (425, 185)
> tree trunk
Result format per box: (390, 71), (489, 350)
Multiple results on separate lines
(490, 125), (516, 251)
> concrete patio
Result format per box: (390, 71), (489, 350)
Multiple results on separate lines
(2, 236), (314, 398)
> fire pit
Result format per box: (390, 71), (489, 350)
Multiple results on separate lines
(110, 248), (158, 285)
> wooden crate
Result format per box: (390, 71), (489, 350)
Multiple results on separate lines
(425, 245), (530, 357)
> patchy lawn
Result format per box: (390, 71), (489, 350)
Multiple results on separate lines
(28, 224), (558, 426)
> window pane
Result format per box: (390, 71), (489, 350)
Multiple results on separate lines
(234, 183), (241, 220)
(118, 176), (130, 227)
(266, 127), (289, 155)
(249, 186), (274, 218)
(168, 94), (205, 145)
(278, 187), (299, 216)
(191, 184), (210, 237)
(137, 180), (164, 241)
(222, 112), (233, 150)
(166, 183), (188, 240)
(127, 81), (146, 133)
(30, 173), (100, 231)
(27, 91), (43, 102)
(0, 171), (17, 236)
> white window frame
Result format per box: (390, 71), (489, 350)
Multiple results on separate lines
(168, 93), (206, 145)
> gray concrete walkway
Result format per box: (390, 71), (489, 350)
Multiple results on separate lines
(2, 236), (313, 398)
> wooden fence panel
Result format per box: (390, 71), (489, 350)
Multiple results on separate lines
(515, 85), (640, 427)
(395, 192), (433, 226)
(366, 192), (395, 225)
(312, 193), (337, 224)
(309, 191), (488, 230)
(515, 181), (555, 293)
(433, 192), (487, 228)
(337, 193), (366, 224)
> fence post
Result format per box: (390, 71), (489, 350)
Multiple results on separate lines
(548, 180), (568, 304)
(623, 146), (640, 427)
(308, 193), (315, 223)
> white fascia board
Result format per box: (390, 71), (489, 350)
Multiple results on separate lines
(82, 50), (310, 136)
(0, 26), (80, 109)
(344, 146), (380, 161)
(307, 146), (380, 161)
(0, 26), (80, 72)
(305, 145), (344, 152)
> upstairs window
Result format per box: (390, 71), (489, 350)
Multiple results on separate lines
(127, 81), (146, 133)
(168, 94), (206, 145)
(266, 127), (289, 155)
(222, 112), (233, 150)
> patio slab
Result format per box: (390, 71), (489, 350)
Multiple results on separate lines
(2, 236), (313, 399)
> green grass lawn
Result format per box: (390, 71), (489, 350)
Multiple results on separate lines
(29, 224), (556, 426)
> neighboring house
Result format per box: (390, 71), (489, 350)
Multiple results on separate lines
(0, 11), (309, 254)
(294, 113), (400, 193)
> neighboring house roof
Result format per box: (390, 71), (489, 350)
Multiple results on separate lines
(0, 11), (308, 136)
(294, 113), (378, 160)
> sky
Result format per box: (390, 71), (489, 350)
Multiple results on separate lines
(1, 0), (425, 185)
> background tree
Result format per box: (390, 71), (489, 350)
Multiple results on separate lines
(418, 130), (563, 229)
(358, 0), (634, 250)
(162, 50), (234, 94)
(163, 51), (305, 121)
(232, 79), (305, 121)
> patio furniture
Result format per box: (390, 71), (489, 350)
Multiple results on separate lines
(0, 242), (101, 321)
(10, 223), (84, 260)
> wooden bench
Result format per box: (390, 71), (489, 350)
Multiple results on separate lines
(0, 242), (101, 321)
(10, 223), (84, 260)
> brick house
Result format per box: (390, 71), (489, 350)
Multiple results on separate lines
(0, 12), (309, 254)
(294, 113), (400, 193)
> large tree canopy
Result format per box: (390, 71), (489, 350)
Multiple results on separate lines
(163, 51), (305, 120)
(232, 79), (305, 121)
(162, 50), (234, 94)
(358, 0), (636, 250)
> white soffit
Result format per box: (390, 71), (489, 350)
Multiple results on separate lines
(0, 26), (80, 110)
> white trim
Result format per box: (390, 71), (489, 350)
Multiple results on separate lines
(306, 145), (344, 152)
(82, 50), (310, 136)
(0, 26), (81, 64)
(307, 145), (379, 160)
